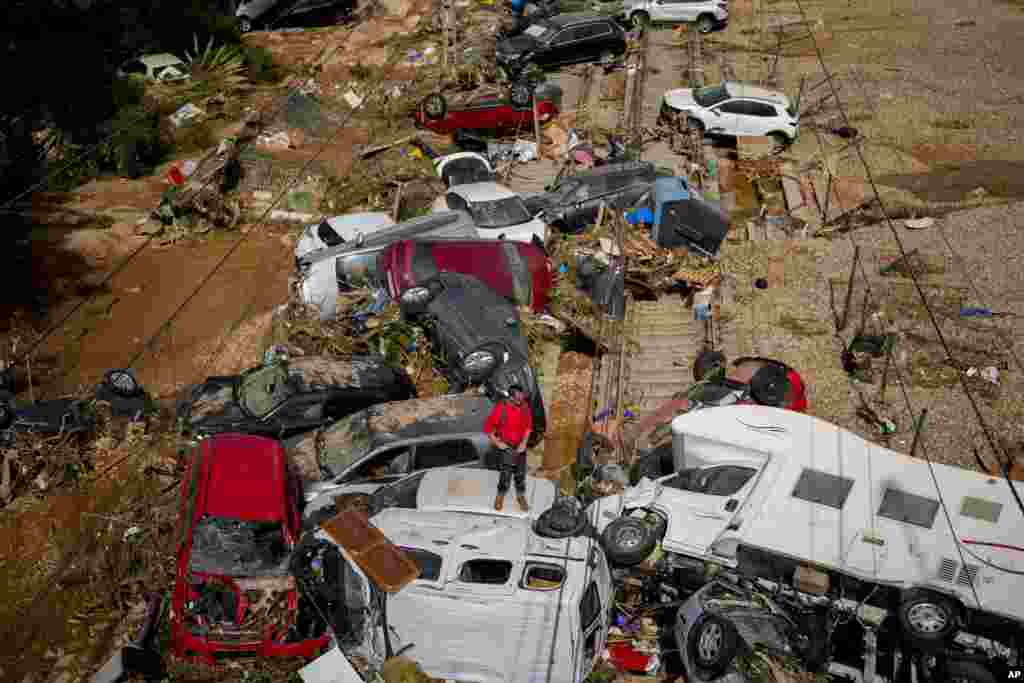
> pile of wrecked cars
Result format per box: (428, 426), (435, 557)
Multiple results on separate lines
(145, 5), (1024, 683)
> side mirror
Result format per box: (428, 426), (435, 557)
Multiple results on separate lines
(354, 231), (366, 248)
(711, 109), (722, 117)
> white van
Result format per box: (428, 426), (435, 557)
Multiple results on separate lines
(587, 405), (1024, 652)
(301, 470), (614, 683)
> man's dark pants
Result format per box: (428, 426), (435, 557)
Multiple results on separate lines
(496, 447), (526, 495)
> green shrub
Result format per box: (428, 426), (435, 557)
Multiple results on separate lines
(242, 45), (280, 83)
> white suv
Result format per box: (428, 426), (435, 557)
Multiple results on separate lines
(618, 0), (729, 32)
(660, 81), (799, 148)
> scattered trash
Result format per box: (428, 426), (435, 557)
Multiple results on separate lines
(256, 130), (292, 149)
(92, 593), (165, 683)
(594, 463), (629, 486)
(123, 525), (144, 543)
(269, 210), (317, 223)
(486, 139), (539, 163)
(842, 334), (894, 382)
(982, 366), (1000, 385)
(343, 90), (366, 109)
(904, 216), (935, 230)
(693, 287), (714, 321)
(169, 102), (204, 128)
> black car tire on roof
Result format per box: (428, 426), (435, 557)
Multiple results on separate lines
(688, 613), (741, 678)
(749, 364), (790, 407)
(510, 82), (533, 109)
(601, 516), (657, 567)
(535, 499), (589, 539)
(897, 588), (961, 651)
(421, 93), (447, 121)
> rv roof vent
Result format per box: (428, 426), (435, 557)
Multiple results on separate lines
(957, 563), (979, 587)
(937, 557), (958, 583)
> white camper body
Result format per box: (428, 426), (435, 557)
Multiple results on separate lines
(588, 405), (1024, 629)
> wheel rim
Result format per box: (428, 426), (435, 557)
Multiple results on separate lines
(906, 602), (949, 634)
(613, 523), (644, 550)
(425, 98), (444, 117)
(107, 370), (138, 395)
(697, 622), (724, 663)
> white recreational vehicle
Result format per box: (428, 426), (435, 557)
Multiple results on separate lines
(587, 405), (1024, 653)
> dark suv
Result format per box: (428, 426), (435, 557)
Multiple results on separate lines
(524, 161), (659, 233)
(398, 272), (546, 442)
(496, 13), (628, 76)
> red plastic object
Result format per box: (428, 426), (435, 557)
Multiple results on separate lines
(167, 165), (185, 186)
(607, 642), (653, 673)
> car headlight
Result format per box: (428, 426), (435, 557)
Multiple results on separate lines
(462, 350), (497, 376)
(400, 286), (432, 306)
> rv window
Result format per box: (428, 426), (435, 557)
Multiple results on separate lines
(522, 563), (565, 590)
(960, 496), (1003, 524)
(400, 546), (443, 581)
(877, 488), (939, 529)
(791, 469), (854, 510)
(459, 559), (513, 584)
(579, 582), (601, 632)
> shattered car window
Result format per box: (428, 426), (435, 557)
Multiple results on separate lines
(318, 411), (372, 479)
(190, 517), (289, 576)
(239, 364), (294, 417)
(469, 197), (532, 229)
(369, 471), (427, 515)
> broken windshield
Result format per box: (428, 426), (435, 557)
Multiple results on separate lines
(239, 364), (294, 418)
(318, 411), (372, 479)
(469, 196), (532, 229)
(190, 517), (290, 576)
(694, 84), (729, 108)
(369, 471), (427, 516)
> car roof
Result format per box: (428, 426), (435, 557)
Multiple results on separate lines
(723, 81), (791, 107)
(413, 467), (557, 519)
(546, 12), (610, 27)
(139, 53), (185, 67)
(450, 182), (518, 202)
(201, 433), (287, 521)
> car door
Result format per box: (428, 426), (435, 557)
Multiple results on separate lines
(656, 459), (766, 556)
(653, 0), (688, 22)
(707, 99), (745, 136)
(542, 27), (580, 67)
(745, 101), (779, 136)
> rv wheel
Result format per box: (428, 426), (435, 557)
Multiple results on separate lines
(601, 516), (657, 567)
(897, 589), (960, 650)
(688, 614), (740, 678)
(944, 660), (997, 683)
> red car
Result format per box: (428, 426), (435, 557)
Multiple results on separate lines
(414, 87), (560, 135)
(171, 433), (330, 664)
(380, 238), (553, 313)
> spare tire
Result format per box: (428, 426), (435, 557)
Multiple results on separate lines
(749, 363), (790, 407)
(601, 516), (657, 567)
(104, 368), (142, 398)
(421, 93), (448, 121)
(510, 82), (533, 109)
(693, 349), (727, 382)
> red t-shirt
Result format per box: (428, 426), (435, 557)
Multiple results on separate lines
(484, 400), (533, 447)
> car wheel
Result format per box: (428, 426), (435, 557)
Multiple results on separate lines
(696, 14), (715, 34)
(601, 516), (657, 567)
(897, 589), (960, 651)
(688, 614), (741, 678)
(510, 82), (533, 108)
(421, 93), (448, 121)
(534, 499), (588, 538)
(945, 660), (997, 683)
(631, 11), (650, 29)
(693, 349), (726, 382)
(748, 364), (790, 407)
(687, 116), (706, 135)
(104, 368), (142, 398)
(239, 16), (254, 33)
(768, 132), (790, 154)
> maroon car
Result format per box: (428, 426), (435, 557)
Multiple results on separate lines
(380, 239), (553, 313)
(414, 82), (562, 135)
(171, 433), (330, 664)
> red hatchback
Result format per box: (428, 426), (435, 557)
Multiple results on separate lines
(414, 90), (559, 135)
(380, 238), (553, 313)
(171, 433), (329, 664)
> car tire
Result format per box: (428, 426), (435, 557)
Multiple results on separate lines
(239, 16), (255, 33)
(749, 364), (790, 407)
(897, 589), (960, 651)
(688, 614), (741, 678)
(693, 349), (727, 382)
(945, 660), (997, 683)
(510, 82), (533, 109)
(421, 93), (448, 121)
(104, 369), (142, 398)
(535, 499), (589, 538)
(601, 516), (657, 567)
(687, 116), (706, 134)
(696, 14), (715, 34)
(631, 11), (650, 29)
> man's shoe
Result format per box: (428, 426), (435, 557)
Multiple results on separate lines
(494, 494), (505, 511)
(516, 494), (530, 512)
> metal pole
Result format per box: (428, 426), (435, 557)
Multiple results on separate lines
(837, 244), (860, 331)
(909, 408), (928, 459)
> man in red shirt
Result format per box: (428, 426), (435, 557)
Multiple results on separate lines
(484, 384), (534, 512)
